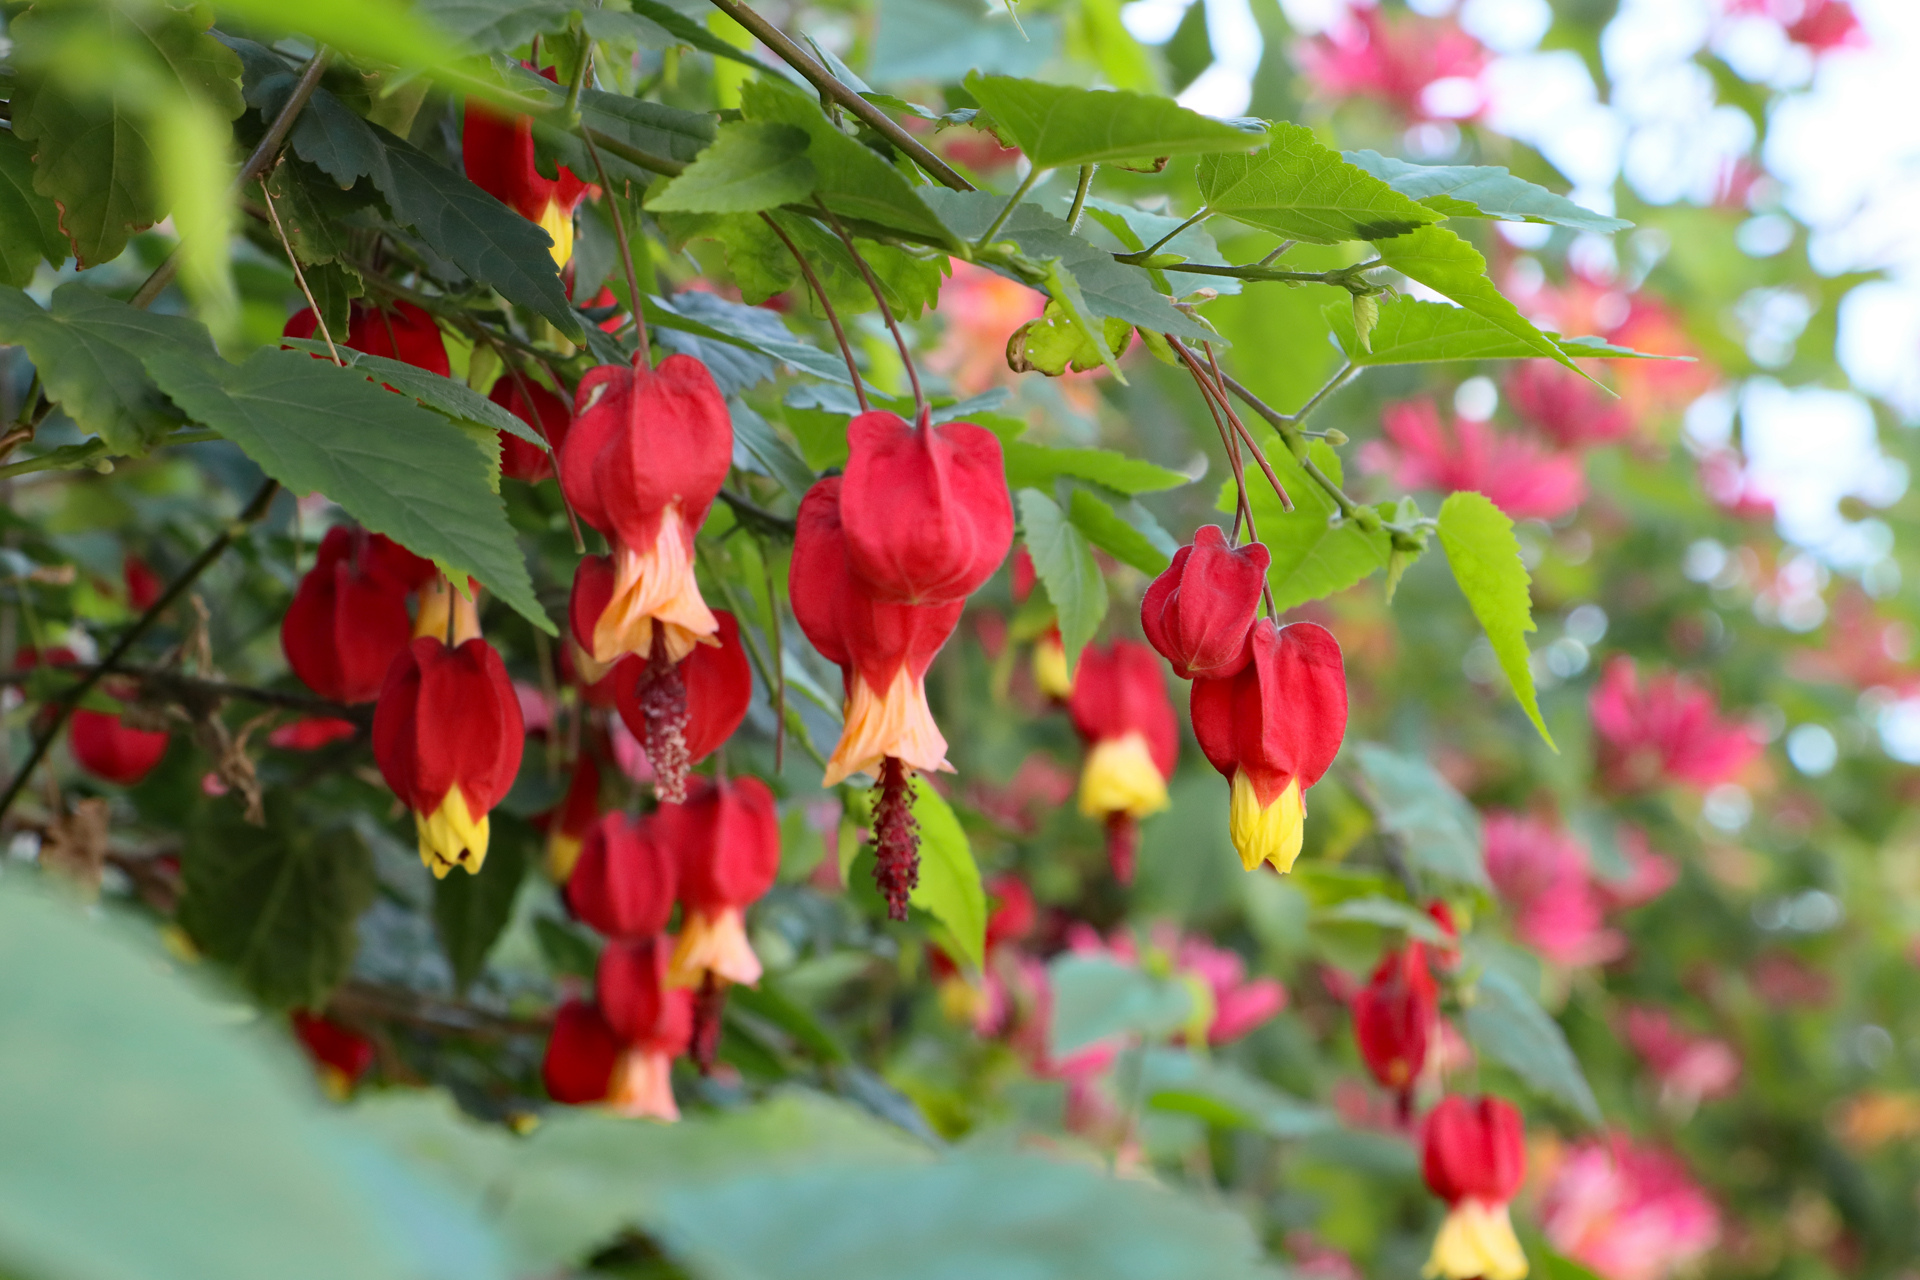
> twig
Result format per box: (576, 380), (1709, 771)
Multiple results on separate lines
(1067, 164), (1096, 234)
(259, 177), (343, 366)
(1137, 209), (1207, 260)
(0, 479), (282, 819)
(1257, 239), (1296, 267)
(762, 551), (786, 772)
(1176, 341), (1255, 546)
(761, 213), (867, 412)
(132, 48), (331, 309)
(1131, 258), (1384, 287)
(975, 165), (1042, 249)
(817, 199), (924, 415)
(326, 979), (553, 1040)
(1197, 341), (1291, 513)
(580, 103), (652, 367)
(0, 663), (367, 722)
(701, 0), (973, 192)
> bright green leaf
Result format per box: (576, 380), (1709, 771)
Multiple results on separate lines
(1002, 439), (1190, 495)
(1068, 488), (1171, 575)
(908, 778), (987, 972)
(1462, 968), (1601, 1125)
(1216, 440), (1391, 610)
(1323, 296), (1680, 366)
(1196, 123), (1440, 245)
(1034, 257), (1123, 380)
(1372, 224), (1584, 376)
(1344, 150), (1632, 235)
(1437, 491), (1553, 747)
(964, 73), (1263, 169)
(649, 122), (817, 214)
(1019, 488), (1107, 672)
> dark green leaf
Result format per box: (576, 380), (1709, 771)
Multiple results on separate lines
(1196, 123), (1440, 245)
(1344, 150), (1632, 234)
(1372, 224), (1584, 376)
(432, 823), (528, 994)
(1133, 1048), (1336, 1138)
(648, 287), (856, 386)
(1349, 742), (1487, 888)
(282, 88), (391, 190)
(0, 130), (66, 285)
(1018, 488), (1107, 672)
(1462, 968), (1602, 1125)
(281, 340), (547, 449)
(1323, 296), (1678, 365)
(731, 399), (817, 498)
(178, 803), (376, 1010)
(1068, 488), (1171, 575)
(1216, 441), (1391, 610)
(1047, 954), (1194, 1059)
(1438, 491), (1552, 747)
(908, 778), (987, 971)
(964, 74), (1264, 169)
(651, 122), (818, 214)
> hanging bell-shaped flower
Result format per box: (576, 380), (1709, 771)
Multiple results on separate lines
(595, 936), (695, 1120)
(284, 301), (451, 376)
(542, 999), (621, 1105)
(1068, 639), (1178, 884)
(69, 705), (169, 786)
(565, 811), (677, 939)
(490, 374), (572, 483)
(462, 65), (595, 267)
(609, 609), (754, 789)
(1421, 1094), (1529, 1280)
(660, 776), (781, 990)
(1353, 941), (1439, 1099)
(1141, 525), (1270, 680)
(281, 526), (419, 705)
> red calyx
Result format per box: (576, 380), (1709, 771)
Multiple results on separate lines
(1068, 639), (1179, 772)
(371, 636), (525, 825)
(1141, 525), (1270, 681)
(542, 999), (621, 1104)
(282, 526), (417, 705)
(490, 374), (572, 483)
(566, 812), (678, 939)
(1353, 941), (1439, 1098)
(284, 301), (451, 376)
(462, 66), (593, 225)
(69, 707), (169, 785)
(1421, 1094), (1527, 1208)
(1189, 619), (1348, 801)
(597, 934), (695, 1050)
(560, 353), (731, 545)
(657, 775), (781, 916)
(838, 410), (1014, 605)
(610, 609), (754, 772)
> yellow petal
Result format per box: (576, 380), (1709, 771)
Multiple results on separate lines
(1078, 731), (1170, 821)
(1031, 633), (1071, 699)
(1229, 771), (1304, 873)
(417, 786), (490, 877)
(824, 666), (951, 786)
(668, 907), (762, 988)
(539, 197), (575, 269)
(1424, 1200), (1528, 1280)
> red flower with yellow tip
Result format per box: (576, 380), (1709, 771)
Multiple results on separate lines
(595, 935), (696, 1120)
(1068, 639), (1177, 884)
(281, 526), (425, 705)
(661, 775), (780, 991)
(1189, 619), (1347, 874)
(1141, 525), (1270, 681)
(1421, 1095), (1529, 1280)
(462, 67), (594, 267)
(371, 635), (525, 877)
(1353, 941), (1439, 1114)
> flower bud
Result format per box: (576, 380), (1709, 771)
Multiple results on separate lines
(282, 526), (417, 704)
(489, 375), (571, 483)
(69, 706), (169, 786)
(542, 999), (620, 1105)
(565, 812), (677, 939)
(1141, 525), (1269, 680)
(1353, 941), (1439, 1093)
(372, 636), (525, 877)
(660, 776), (780, 989)
(1421, 1094), (1529, 1280)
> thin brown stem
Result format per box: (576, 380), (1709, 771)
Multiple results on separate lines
(259, 177), (343, 366)
(761, 213), (867, 412)
(816, 199), (923, 415)
(0, 663), (367, 722)
(1178, 344), (1254, 546)
(580, 111), (652, 367)
(1202, 343), (1291, 513)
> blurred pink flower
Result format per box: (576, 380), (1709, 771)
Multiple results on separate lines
(1697, 449), (1776, 520)
(1067, 923), (1286, 1046)
(1297, 3), (1488, 120)
(1286, 1232), (1364, 1280)
(1791, 588), (1919, 695)
(1595, 826), (1680, 912)
(1482, 812), (1624, 967)
(1590, 657), (1760, 793)
(1749, 951), (1835, 1008)
(1621, 1005), (1742, 1108)
(1725, 0), (1867, 53)
(1361, 399), (1586, 521)
(927, 261), (1044, 397)
(1503, 362), (1633, 450)
(1538, 1136), (1720, 1280)
(514, 680), (555, 736)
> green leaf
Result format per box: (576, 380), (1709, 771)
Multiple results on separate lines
(1068, 488), (1171, 575)
(730, 399), (817, 499)
(177, 802), (376, 1011)
(1002, 440), (1190, 495)
(281, 340), (547, 449)
(1315, 896), (1454, 942)
(1323, 296), (1678, 366)
(963, 74), (1264, 169)
(433, 822), (529, 994)
(1006, 301), (1133, 376)
(412, 0), (572, 50)
(1349, 742), (1487, 888)
(1437, 491), (1553, 747)
(615, 0), (777, 69)
(1343, 150), (1632, 235)
(0, 882), (463, 1280)
(650, 122), (818, 214)
(198, 0), (466, 81)
(1132, 1048), (1336, 1138)
(9, 4), (245, 266)
(1018, 488), (1107, 672)
(1047, 954), (1194, 1058)
(907, 777), (987, 971)
(0, 130), (66, 285)
(1196, 123), (1440, 245)
(537, 87), (719, 190)
(741, 81), (957, 249)
(1462, 968), (1602, 1125)
(1215, 440), (1391, 610)
(1372, 224), (1585, 376)
(150, 344), (554, 634)
(1034, 257), (1123, 380)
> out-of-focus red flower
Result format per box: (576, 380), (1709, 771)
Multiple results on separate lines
(840, 409), (1012, 606)
(1697, 449), (1776, 519)
(1620, 1005), (1741, 1109)
(964, 751), (1078, 835)
(542, 752), (602, 882)
(1189, 620), (1348, 873)
(1590, 656), (1759, 793)
(68, 704), (169, 785)
(1141, 525), (1268, 681)
(1298, 4), (1489, 120)
(268, 717), (359, 751)
(1749, 951), (1834, 1007)
(1353, 942), (1439, 1098)
(1286, 1232), (1364, 1280)
(1069, 639), (1178, 884)
(594, 936), (696, 1120)
(1175, 933), (1286, 1044)
(282, 526), (420, 705)
(566, 811), (676, 939)
(1362, 398), (1586, 522)
(1009, 547), (1071, 698)
(1483, 812), (1623, 968)
(1536, 1135), (1721, 1280)
(291, 1011), (375, 1098)
(123, 557), (162, 611)
(1595, 826), (1679, 911)
(489, 374), (571, 484)
(1421, 1094), (1528, 1280)
(661, 776), (781, 989)
(1503, 362), (1634, 451)
(284, 301), (451, 377)
(543, 998), (622, 1104)
(372, 636), (525, 877)
(463, 65), (594, 266)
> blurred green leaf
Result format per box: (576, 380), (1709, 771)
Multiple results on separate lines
(1048, 954), (1193, 1058)
(650, 122), (818, 214)
(1349, 743), (1487, 889)
(0, 130), (67, 285)
(1323, 296), (1679, 365)
(1316, 896), (1452, 942)
(1134, 1048), (1336, 1138)
(1197, 123), (1440, 244)
(1344, 150), (1632, 234)
(964, 74), (1264, 169)
(908, 777), (987, 971)
(432, 826), (528, 994)
(1019, 487), (1107, 672)
(1438, 491), (1553, 747)
(1462, 968), (1601, 1125)
(1002, 440), (1191, 496)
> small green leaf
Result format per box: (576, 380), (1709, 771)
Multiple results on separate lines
(1372, 224), (1584, 376)
(1323, 296), (1679, 366)
(1006, 301), (1132, 376)
(650, 122), (817, 214)
(1462, 967), (1602, 1125)
(1351, 293), (1379, 354)
(1067, 488), (1170, 576)
(964, 74), (1263, 169)
(1018, 488), (1107, 672)
(1437, 491), (1553, 747)
(1048, 954), (1194, 1058)
(1196, 123), (1440, 245)
(907, 778), (987, 972)
(1001, 439), (1190, 495)
(1215, 441), (1390, 610)
(1034, 257), (1123, 381)
(1344, 150), (1632, 235)
(433, 821), (530, 994)
(1350, 742), (1487, 888)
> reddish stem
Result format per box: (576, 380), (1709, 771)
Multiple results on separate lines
(1104, 812), (1139, 886)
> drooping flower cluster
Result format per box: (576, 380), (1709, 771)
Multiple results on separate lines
(1142, 526), (1347, 873)
(1421, 1094), (1530, 1280)
(1068, 639), (1177, 884)
(462, 66), (595, 266)
(791, 409), (1013, 918)
(281, 526), (435, 705)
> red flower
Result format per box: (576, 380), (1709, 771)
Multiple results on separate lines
(489, 374), (571, 483)
(284, 301), (451, 376)
(661, 776), (781, 989)
(542, 998), (622, 1104)
(1589, 656), (1758, 793)
(1353, 941), (1439, 1097)
(540, 751), (603, 882)
(560, 353), (730, 667)
(565, 812), (677, 939)
(1421, 1094), (1529, 1280)
(69, 706), (168, 785)
(123, 556), (162, 611)
(463, 67), (594, 266)
(608, 609), (754, 769)
(1503, 362), (1633, 451)
(1361, 398), (1586, 522)
(282, 526), (421, 704)
(1141, 525), (1269, 680)
(838, 410), (1013, 605)
(372, 636), (525, 877)
(268, 717), (359, 751)
(1189, 620), (1348, 873)
(594, 936), (696, 1120)
(1069, 639), (1178, 883)
(291, 1012), (376, 1097)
